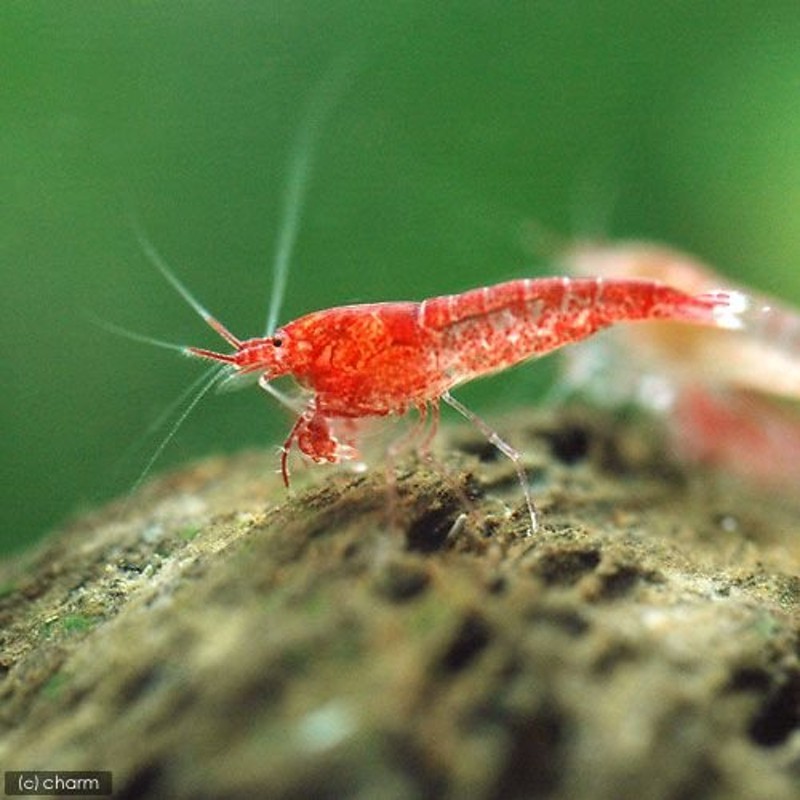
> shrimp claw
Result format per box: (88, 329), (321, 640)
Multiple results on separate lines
(281, 401), (359, 487)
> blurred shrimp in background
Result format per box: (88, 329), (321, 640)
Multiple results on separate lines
(557, 240), (800, 493)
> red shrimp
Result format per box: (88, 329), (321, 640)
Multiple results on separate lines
(183, 274), (744, 532)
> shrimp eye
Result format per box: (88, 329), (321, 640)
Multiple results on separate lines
(272, 336), (283, 348)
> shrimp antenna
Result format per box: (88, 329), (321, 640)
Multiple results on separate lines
(88, 314), (189, 355)
(113, 363), (224, 482)
(131, 219), (243, 351)
(264, 58), (358, 336)
(127, 363), (229, 499)
(88, 309), (230, 493)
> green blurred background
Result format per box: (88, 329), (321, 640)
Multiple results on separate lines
(5, 2), (800, 554)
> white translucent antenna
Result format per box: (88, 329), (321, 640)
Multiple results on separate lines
(90, 310), (229, 481)
(133, 223), (211, 321)
(264, 59), (356, 336)
(128, 364), (228, 499)
(132, 220), (242, 350)
(113, 363), (223, 482)
(88, 314), (189, 355)
(135, 364), (224, 448)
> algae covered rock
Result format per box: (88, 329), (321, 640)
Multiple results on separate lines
(1, 407), (799, 799)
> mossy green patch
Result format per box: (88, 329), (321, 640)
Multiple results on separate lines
(60, 614), (97, 634)
(41, 614), (99, 639)
(178, 525), (202, 542)
(41, 672), (69, 700)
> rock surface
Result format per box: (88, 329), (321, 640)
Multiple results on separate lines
(1, 406), (799, 799)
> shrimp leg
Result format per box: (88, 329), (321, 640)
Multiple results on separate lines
(442, 391), (538, 533)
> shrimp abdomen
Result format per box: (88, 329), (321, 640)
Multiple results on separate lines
(420, 277), (741, 385)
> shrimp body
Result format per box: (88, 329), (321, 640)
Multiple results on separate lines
(187, 275), (740, 489)
(420, 277), (735, 388)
